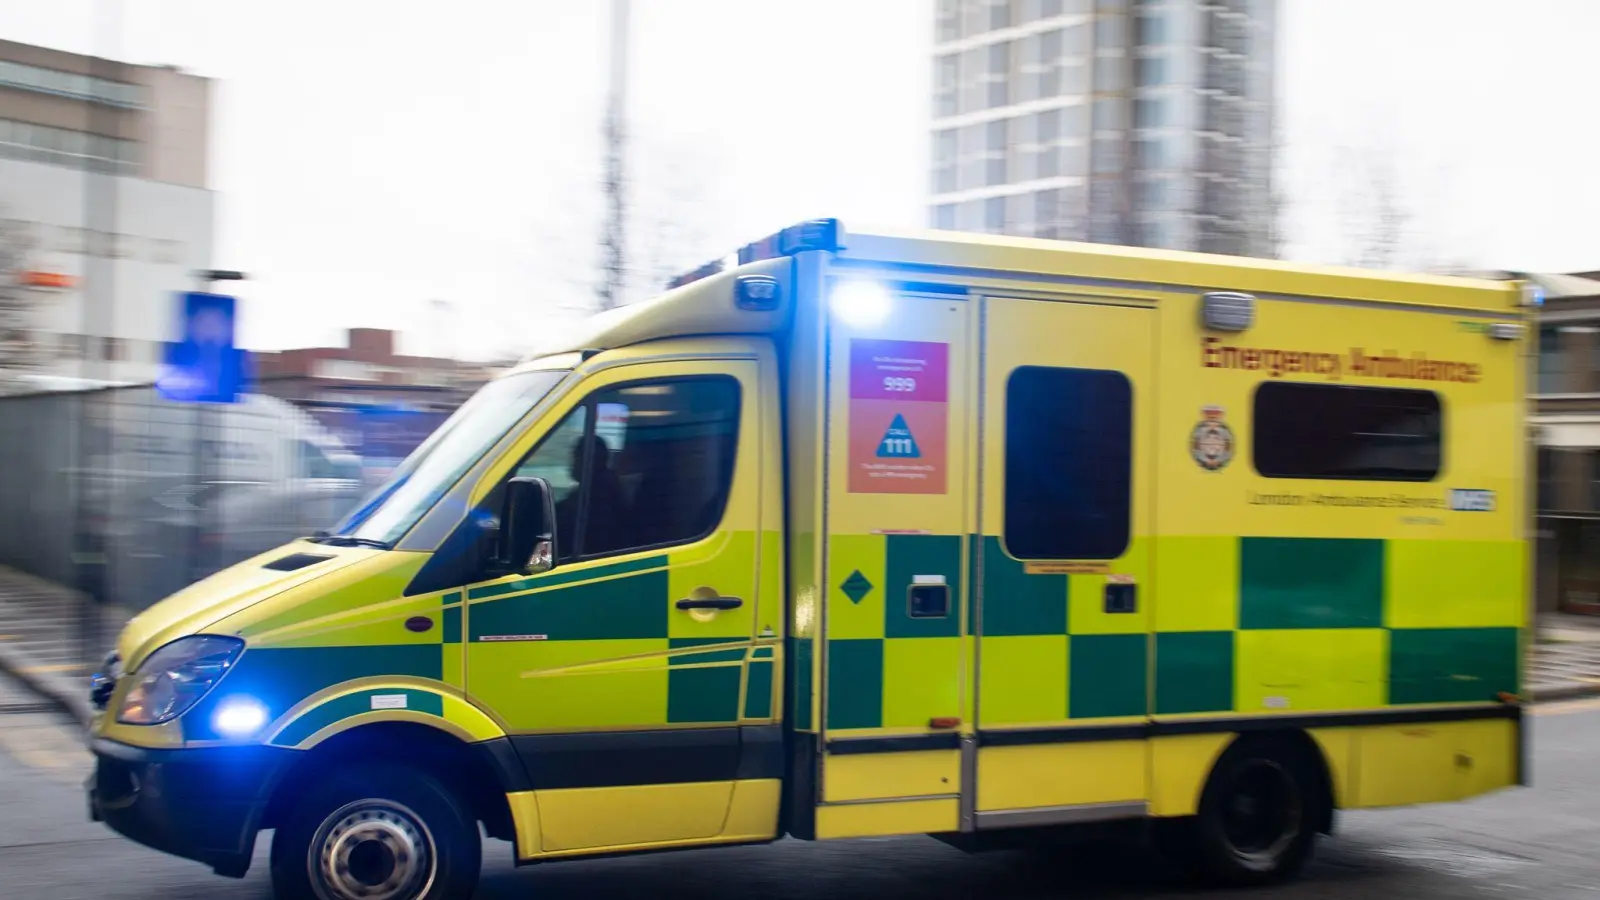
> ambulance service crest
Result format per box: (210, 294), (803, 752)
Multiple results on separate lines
(1190, 405), (1234, 471)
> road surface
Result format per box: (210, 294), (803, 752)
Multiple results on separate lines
(2, 672), (1597, 899)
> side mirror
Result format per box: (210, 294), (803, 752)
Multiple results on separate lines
(502, 476), (556, 576)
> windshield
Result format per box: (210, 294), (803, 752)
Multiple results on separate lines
(328, 370), (567, 545)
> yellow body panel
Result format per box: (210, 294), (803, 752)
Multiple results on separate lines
(507, 791), (542, 859)
(536, 781), (735, 852)
(1353, 719), (1518, 809)
(1149, 735), (1234, 816)
(822, 750), (959, 802)
(1308, 728), (1356, 808)
(815, 799), (960, 839)
(1232, 629), (1390, 714)
(976, 742), (1147, 812)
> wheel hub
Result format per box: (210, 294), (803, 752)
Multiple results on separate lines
(1220, 759), (1302, 865)
(311, 799), (436, 900)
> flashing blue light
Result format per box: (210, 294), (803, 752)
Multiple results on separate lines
(830, 280), (893, 328)
(213, 696), (269, 738)
(670, 219), (846, 290)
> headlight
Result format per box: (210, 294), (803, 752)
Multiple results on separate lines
(117, 636), (245, 726)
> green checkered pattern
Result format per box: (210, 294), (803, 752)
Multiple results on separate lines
(463, 536), (774, 731)
(823, 533), (965, 730)
(821, 534), (1524, 731)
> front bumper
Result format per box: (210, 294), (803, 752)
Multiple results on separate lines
(87, 738), (294, 878)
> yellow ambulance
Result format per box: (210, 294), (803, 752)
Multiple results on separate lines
(85, 219), (1534, 899)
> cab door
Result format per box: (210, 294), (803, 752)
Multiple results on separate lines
(462, 344), (780, 854)
(972, 295), (1156, 826)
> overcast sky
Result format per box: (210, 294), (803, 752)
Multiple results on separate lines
(2, 0), (1596, 359)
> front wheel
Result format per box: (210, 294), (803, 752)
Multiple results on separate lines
(270, 765), (481, 900)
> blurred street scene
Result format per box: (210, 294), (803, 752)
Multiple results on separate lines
(2, 0), (1599, 681)
(2, 669), (1600, 899)
(1, 1), (1600, 897)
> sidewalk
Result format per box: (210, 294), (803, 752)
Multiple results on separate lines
(0, 566), (129, 729)
(3, 563), (1600, 729)
(1527, 612), (1600, 702)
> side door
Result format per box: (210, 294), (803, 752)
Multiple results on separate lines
(816, 288), (974, 839)
(973, 295), (1156, 825)
(463, 350), (777, 854)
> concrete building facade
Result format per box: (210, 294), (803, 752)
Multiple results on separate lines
(0, 39), (215, 388)
(929, 0), (1277, 255)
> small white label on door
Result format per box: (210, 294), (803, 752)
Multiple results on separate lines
(912, 574), (946, 585)
(1263, 696), (1290, 710)
(371, 694), (408, 710)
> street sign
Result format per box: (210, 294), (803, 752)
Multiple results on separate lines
(156, 291), (249, 403)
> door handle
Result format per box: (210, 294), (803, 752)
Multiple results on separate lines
(676, 596), (743, 611)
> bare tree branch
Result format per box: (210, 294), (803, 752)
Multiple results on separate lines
(1263, 124), (1290, 260)
(483, 137), (718, 362)
(624, 140), (715, 303)
(1332, 142), (1437, 271)
(0, 211), (43, 392)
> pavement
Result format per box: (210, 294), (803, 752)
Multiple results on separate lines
(0, 566), (130, 729)
(3, 562), (1600, 730)
(2, 672), (1600, 899)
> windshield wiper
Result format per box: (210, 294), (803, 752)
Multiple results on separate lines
(308, 531), (393, 550)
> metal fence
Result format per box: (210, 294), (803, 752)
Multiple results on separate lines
(0, 383), (448, 614)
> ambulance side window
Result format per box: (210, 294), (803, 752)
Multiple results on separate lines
(1253, 382), (1442, 482)
(510, 376), (740, 562)
(1002, 365), (1133, 560)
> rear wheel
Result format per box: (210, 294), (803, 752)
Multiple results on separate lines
(270, 764), (481, 900)
(1168, 738), (1323, 886)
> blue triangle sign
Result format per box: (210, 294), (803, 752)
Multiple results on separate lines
(876, 413), (921, 458)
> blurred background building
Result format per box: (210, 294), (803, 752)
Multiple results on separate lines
(929, 0), (1277, 255)
(253, 327), (488, 409)
(253, 326), (497, 488)
(0, 38), (214, 390)
(1529, 270), (1600, 616)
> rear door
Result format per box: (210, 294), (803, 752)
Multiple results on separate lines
(972, 295), (1156, 826)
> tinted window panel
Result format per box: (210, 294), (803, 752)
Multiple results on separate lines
(513, 376), (741, 561)
(1253, 382), (1442, 482)
(1003, 366), (1133, 560)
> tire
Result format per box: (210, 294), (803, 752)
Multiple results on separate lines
(270, 764), (481, 900)
(1172, 738), (1323, 887)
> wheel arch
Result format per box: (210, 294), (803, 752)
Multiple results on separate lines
(260, 721), (524, 843)
(1212, 728), (1338, 835)
(264, 681), (507, 750)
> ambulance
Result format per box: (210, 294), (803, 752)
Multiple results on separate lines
(85, 219), (1535, 899)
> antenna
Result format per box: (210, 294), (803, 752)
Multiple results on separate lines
(597, 0), (631, 312)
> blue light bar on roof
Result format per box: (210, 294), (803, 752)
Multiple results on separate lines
(666, 219), (846, 291)
(666, 259), (727, 290)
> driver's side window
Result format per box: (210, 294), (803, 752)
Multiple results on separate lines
(511, 375), (740, 563)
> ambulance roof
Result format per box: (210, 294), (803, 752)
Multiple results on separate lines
(514, 219), (1525, 368)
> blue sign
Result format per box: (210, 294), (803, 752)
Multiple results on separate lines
(876, 413), (921, 458)
(156, 291), (249, 403)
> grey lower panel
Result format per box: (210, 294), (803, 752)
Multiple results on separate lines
(974, 800), (1148, 831)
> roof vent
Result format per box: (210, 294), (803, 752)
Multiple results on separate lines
(263, 552), (333, 572)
